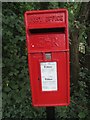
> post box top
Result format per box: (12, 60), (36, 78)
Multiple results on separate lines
(25, 9), (68, 14)
(24, 9), (68, 29)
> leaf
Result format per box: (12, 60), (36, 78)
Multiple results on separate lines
(4, 87), (11, 92)
(2, 92), (7, 100)
(78, 112), (86, 118)
(13, 84), (19, 90)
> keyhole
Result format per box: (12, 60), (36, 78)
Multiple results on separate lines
(38, 77), (40, 81)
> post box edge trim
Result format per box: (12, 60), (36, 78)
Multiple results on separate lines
(24, 8), (68, 15)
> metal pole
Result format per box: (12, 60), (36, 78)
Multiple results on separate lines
(46, 107), (55, 120)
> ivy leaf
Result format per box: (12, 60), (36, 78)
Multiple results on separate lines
(13, 84), (19, 90)
(78, 112), (86, 118)
(4, 87), (11, 92)
(2, 92), (7, 100)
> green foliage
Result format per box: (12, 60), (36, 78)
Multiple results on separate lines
(2, 2), (46, 119)
(56, 77), (89, 119)
(2, 2), (90, 119)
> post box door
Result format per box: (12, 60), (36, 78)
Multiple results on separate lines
(28, 32), (69, 106)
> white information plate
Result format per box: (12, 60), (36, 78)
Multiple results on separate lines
(40, 62), (58, 91)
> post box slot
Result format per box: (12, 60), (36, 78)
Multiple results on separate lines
(29, 28), (65, 34)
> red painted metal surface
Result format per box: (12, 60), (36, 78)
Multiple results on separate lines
(24, 9), (70, 107)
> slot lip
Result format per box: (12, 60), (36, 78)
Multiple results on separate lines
(28, 24), (66, 30)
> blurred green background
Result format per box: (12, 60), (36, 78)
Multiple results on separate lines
(2, 2), (90, 119)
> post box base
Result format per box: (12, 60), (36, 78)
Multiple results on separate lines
(32, 103), (70, 107)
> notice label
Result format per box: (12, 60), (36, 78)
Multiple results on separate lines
(40, 62), (57, 91)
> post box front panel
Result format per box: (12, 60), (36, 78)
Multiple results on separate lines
(28, 51), (70, 106)
(28, 33), (66, 52)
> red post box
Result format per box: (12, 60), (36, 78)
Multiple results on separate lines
(24, 9), (70, 107)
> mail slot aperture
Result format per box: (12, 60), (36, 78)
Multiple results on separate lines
(30, 28), (65, 34)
